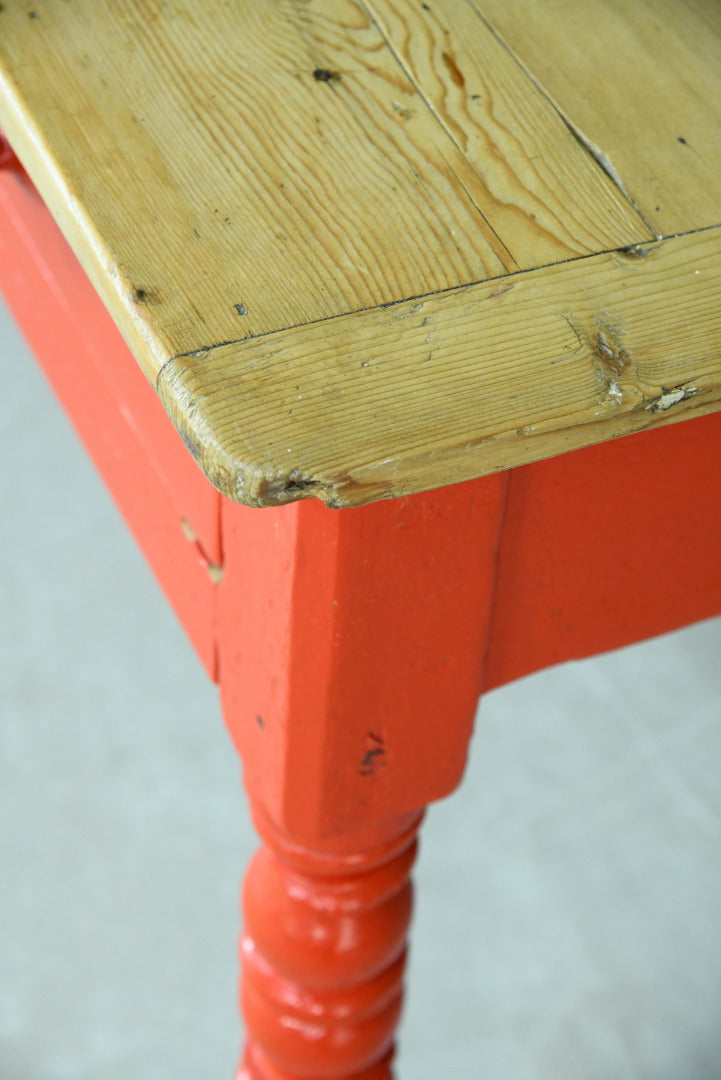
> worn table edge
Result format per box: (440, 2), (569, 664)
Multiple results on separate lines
(156, 226), (721, 508)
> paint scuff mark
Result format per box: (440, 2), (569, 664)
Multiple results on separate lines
(595, 330), (630, 380)
(563, 119), (626, 193)
(606, 380), (623, 404)
(180, 516), (224, 583)
(359, 732), (387, 777)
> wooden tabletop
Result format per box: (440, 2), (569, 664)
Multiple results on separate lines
(1, 0), (720, 506)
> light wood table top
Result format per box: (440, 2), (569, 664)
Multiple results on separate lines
(1, 0), (720, 506)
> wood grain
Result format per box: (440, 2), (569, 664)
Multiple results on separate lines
(361, 0), (649, 266)
(158, 226), (721, 506)
(476, 0), (721, 237)
(0, 0), (651, 380)
(0, 0), (514, 376)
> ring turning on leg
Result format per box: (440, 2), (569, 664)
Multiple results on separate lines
(237, 808), (422, 1080)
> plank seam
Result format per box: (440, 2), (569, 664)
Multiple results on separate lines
(158, 222), (721, 374)
(357, 0), (518, 272)
(466, 0), (659, 239)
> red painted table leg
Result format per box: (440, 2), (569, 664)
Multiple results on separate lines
(238, 805), (421, 1079)
(217, 479), (508, 1077)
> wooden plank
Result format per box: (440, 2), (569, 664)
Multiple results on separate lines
(475, 0), (721, 236)
(361, 0), (649, 266)
(0, 0), (520, 378)
(158, 226), (721, 507)
(0, 0), (649, 378)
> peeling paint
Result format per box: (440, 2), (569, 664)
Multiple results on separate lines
(180, 517), (224, 583)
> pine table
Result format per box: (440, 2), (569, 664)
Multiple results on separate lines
(1, 2), (720, 1076)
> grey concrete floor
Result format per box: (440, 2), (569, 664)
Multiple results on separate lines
(1, 297), (720, 1080)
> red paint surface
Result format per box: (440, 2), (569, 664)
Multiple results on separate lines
(486, 413), (721, 688)
(0, 146), (222, 564)
(0, 167), (220, 675)
(239, 1045), (393, 1080)
(238, 807), (420, 1079)
(218, 481), (507, 1076)
(218, 478), (508, 839)
(0, 131), (25, 176)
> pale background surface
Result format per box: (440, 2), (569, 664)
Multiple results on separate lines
(1, 297), (720, 1080)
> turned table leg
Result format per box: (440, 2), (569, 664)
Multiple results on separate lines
(217, 477), (508, 1077)
(238, 806), (422, 1079)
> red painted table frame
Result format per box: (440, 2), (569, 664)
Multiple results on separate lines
(2, 143), (721, 1078)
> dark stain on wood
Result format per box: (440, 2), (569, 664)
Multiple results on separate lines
(313, 68), (341, 84)
(442, 51), (465, 89)
(178, 425), (203, 463)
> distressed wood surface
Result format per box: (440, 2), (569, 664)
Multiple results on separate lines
(0, 0), (718, 505)
(158, 227), (721, 506)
